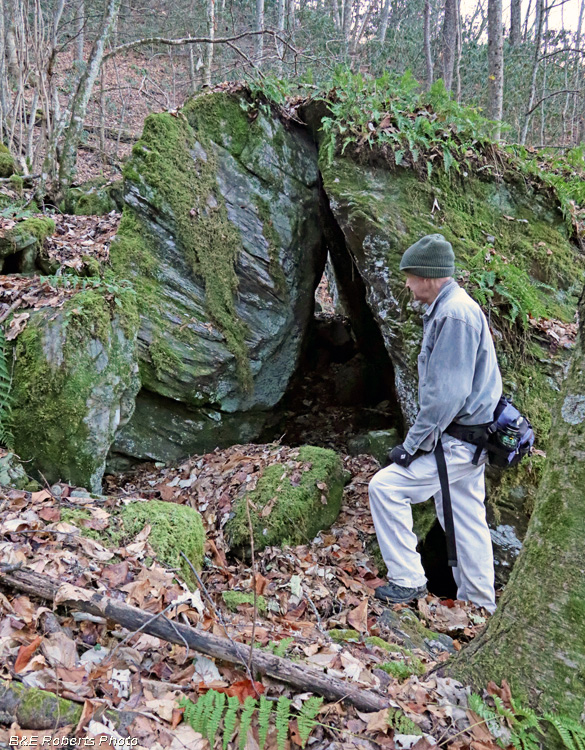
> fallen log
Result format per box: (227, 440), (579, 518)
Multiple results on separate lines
(0, 680), (136, 731)
(0, 567), (389, 713)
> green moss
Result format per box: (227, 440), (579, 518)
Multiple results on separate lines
(183, 92), (251, 157)
(226, 445), (345, 555)
(0, 143), (9, 153)
(328, 629), (360, 642)
(3, 680), (82, 728)
(379, 658), (425, 680)
(122, 105), (252, 390)
(9, 174), (23, 195)
(9, 217), (55, 251)
(120, 500), (205, 589)
(0, 151), (15, 177)
(81, 254), (102, 277)
(254, 194), (287, 295)
(149, 336), (184, 380)
(222, 591), (267, 614)
(365, 636), (411, 654)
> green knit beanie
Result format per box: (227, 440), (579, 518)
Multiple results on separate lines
(399, 234), (455, 278)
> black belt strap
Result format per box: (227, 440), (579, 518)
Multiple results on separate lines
(434, 437), (457, 567)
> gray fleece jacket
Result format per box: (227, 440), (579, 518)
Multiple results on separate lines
(402, 278), (502, 455)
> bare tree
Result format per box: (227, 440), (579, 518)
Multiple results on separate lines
(441, 0), (458, 92)
(510, 0), (521, 46)
(75, 0), (85, 62)
(276, 0), (286, 72)
(204, 0), (215, 86)
(424, 0), (433, 88)
(487, 0), (504, 139)
(55, 0), (122, 195)
(255, 0), (265, 66)
(379, 0), (390, 43)
(520, 0), (546, 144)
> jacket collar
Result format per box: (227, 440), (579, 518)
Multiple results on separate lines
(422, 278), (458, 319)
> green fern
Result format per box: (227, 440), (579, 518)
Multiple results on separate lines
(223, 695), (240, 750)
(257, 694), (273, 750)
(544, 713), (585, 750)
(239, 696), (257, 750)
(0, 325), (14, 449)
(469, 692), (585, 750)
(297, 696), (323, 748)
(275, 696), (291, 750)
(182, 688), (325, 749)
(208, 691), (226, 745)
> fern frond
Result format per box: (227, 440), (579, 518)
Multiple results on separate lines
(223, 695), (240, 750)
(199, 688), (216, 736)
(207, 690), (226, 745)
(297, 696), (323, 747)
(275, 696), (291, 750)
(386, 707), (422, 736)
(257, 695), (273, 750)
(0, 325), (15, 449)
(543, 713), (585, 750)
(238, 696), (257, 750)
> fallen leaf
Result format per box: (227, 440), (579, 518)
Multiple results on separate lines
(347, 598), (368, 632)
(14, 635), (43, 673)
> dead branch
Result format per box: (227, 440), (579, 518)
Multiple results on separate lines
(0, 566), (389, 713)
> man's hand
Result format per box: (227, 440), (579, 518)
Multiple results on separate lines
(388, 444), (415, 467)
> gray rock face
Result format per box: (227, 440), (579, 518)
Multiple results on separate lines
(109, 93), (324, 464)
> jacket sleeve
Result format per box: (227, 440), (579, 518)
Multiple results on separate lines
(402, 315), (480, 455)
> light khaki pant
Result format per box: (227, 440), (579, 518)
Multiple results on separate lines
(368, 436), (496, 613)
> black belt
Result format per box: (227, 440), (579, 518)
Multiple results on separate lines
(434, 438), (457, 567)
(434, 422), (492, 568)
(444, 422), (492, 465)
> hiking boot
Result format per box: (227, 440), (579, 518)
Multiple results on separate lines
(374, 581), (428, 605)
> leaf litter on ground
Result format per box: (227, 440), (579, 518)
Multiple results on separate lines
(0, 441), (504, 749)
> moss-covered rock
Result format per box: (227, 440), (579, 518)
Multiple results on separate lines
(120, 500), (204, 588)
(0, 452), (40, 491)
(11, 288), (140, 491)
(348, 428), (400, 465)
(225, 445), (345, 556)
(61, 179), (121, 215)
(317, 140), (582, 579)
(0, 145), (15, 177)
(0, 217), (55, 273)
(109, 92), (324, 464)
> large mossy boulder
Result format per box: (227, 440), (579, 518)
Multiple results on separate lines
(108, 92), (324, 466)
(11, 288), (140, 492)
(225, 445), (346, 556)
(317, 146), (582, 579)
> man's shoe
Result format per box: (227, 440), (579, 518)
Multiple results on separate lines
(374, 581), (428, 605)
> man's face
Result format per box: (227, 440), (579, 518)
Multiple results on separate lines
(405, 274), (434, 304)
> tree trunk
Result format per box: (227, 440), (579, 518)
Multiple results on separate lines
(570, 0), (584, 143)
(204, 0), (215, 87)
(379, 0), (390, 43)
(424, 0), (433, 89)
(342, 0), (352, 42)
(75, 0), (85, 62)
(441, 0), (457, 92)
(510, 0), (521, 46)
(255, 0), (265, 66)
(277, 0), (286, 72)
(57, 0), (122, 195)
(520, 0), (545, 144)
(447, 292), (585, 720)
(487, 0), (503, 140)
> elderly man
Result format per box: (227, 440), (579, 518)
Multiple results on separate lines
(368, 234), (502, 613)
